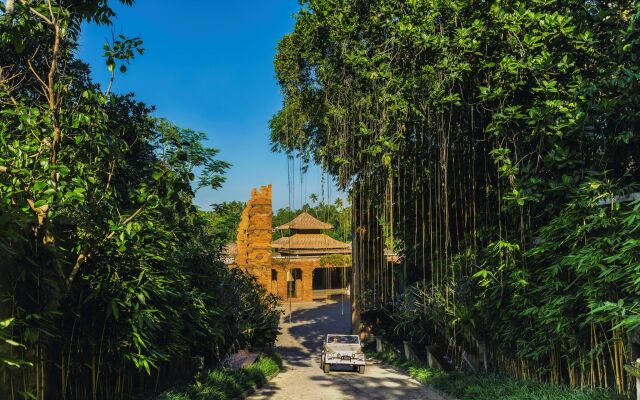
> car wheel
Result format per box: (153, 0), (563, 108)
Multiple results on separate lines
(358, 365), (365, 374)
(323, 363), (331, 373)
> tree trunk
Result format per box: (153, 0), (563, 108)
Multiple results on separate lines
(351, 196), (361, 335)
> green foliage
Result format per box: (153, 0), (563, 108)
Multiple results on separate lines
(156, 353), (282, 400)
(386, 282), (449, 344)
(0, 319), (32, 371)
(365, 348), (446, 380)
(273, 0), (640, 394)
(367, 349), (621, 400)
(429, 373), (621, 400)
(319, 254), (351, 267)
(200, 201), (245, 250)
(0, 2), (279, 398)
(104, 33), (144, 76)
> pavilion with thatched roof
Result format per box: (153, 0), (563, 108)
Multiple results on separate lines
(272, 212), (350, 256)
(231, 187), (401, 302)
(274, 211), (333, 231)
(271, 212), (352, 301)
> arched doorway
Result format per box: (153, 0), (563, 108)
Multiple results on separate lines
(270, 269), (278, 295)
(287, 268), (303, 299)
(312, 267), (351, 299)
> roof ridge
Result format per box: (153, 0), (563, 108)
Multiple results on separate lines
(272, 232), (350, 250)
(274, 211), (333, 230)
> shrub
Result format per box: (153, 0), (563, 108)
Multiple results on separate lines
(156, 353), (282, 400)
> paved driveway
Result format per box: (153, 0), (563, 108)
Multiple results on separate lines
(248, 300), (436, 400)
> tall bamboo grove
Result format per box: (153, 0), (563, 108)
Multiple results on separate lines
(271, 0), (640, 395)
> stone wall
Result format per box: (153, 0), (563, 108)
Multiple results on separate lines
(235, 184), (273, 290)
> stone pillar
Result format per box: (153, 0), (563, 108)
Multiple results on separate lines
(278, 266), (288, 299)
(302, 269), (313, 301)
(235, 185), (272, 289)
(236, 207), (250, 267)
(270, 269), (278, 295)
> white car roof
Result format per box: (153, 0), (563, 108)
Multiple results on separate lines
(326, 334), (360, 342)
(326, 334), (359, 337)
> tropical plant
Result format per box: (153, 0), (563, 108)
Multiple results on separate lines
(201, 201), (246, 249)
(272, 0), (640, 395)
(0, 1), (280, 399)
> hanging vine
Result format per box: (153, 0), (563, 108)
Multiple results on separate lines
(272, 0), (640, 395)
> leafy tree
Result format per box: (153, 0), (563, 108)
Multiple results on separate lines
(309, 193), (318, 206)
(201, 200), (246, 249)
(0, 1), (280, 399)
(272, 0), (640, 394)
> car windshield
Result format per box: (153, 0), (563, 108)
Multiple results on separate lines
(327, 335), (359, 344)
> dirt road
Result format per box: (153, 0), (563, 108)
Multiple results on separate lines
(248, 300), (436, 400)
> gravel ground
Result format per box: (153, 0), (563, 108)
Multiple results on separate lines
(248, 300), (436, 400)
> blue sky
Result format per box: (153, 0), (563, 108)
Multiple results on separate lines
(78, 0), (341, 210)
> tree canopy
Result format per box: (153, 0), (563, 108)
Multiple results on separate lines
(0, 2), (279, 398)
(272, 0), (640, 394)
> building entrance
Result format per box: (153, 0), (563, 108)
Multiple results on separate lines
(312, 267), (351, 299)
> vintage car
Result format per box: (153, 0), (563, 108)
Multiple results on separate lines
(320, 334), (366, 374)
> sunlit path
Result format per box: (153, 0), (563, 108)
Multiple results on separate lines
(248, 301), (436, 400)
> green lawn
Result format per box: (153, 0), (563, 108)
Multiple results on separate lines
(157, 353), (282, 400)
(367, 350), (623, 400)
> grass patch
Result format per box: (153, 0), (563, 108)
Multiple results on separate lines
(157, 353), (282, 400)
(366, 349), (622, 400)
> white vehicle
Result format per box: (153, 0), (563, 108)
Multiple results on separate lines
(320, 334), (366, 374)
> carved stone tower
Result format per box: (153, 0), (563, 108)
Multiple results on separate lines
(235, 184), (273, 287)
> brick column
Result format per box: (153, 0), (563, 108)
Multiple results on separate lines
(235, 185), (273, 289)
(302, 269), (313, 301)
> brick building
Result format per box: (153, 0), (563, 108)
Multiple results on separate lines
(272, 212), (351, 301)
(232, 185), (351, 302)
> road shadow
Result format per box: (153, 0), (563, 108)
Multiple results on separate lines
(262, 300), (431, 400)
(309, 363), (427, 400)
(275, 345), (311, 369)
(248, 381), (280, 400)
(284, 301), (350, 356)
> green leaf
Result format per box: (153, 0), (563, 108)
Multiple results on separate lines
(58, 165), (71, 177)
(4, 339), (24, 347)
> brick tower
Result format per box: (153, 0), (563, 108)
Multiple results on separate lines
(235, 184), (273, 288)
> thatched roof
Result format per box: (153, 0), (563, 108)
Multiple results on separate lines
(272, 233), (350, 252)
(274, 212), (333, 231)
